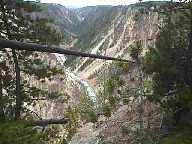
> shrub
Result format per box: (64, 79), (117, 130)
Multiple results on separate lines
(0, 121), (41, 144)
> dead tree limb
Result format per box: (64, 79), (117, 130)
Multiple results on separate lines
(0, 39), (132, 63)
(29, 118), (70, 127)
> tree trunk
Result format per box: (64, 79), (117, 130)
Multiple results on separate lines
(0, 68), (4, 120)
(12, 50), (22, 119)
(0, 39), (132, 63)
(0, 69), (2, 99)
(29, 118), (69, 127)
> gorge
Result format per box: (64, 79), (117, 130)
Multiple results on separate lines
(1, 1), (191, 144)
(31, 2), (163, 143)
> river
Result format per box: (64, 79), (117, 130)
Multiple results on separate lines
(54, 53), (97, 102)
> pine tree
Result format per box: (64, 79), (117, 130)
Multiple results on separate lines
(0, 0), (67, 143)
(0, 0), (63, 119)
(143, 0), (192, 143)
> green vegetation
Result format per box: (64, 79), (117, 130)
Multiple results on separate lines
(105, 62), (129, 95)
(78, 95), (97, 123)
(106, 77), (119, 94)
(95, 2), (192, 143)
(143, 1), (192, 143)
(163, 128), (192, 144)
(0, 0), (65, 143)
(129, 41), (142, 60)
(1, 0), (192, 143)
(116, 62), (130, 74)
(64, 106), (80, 142)
(95, 62), (130, 118)
(0, 121), (41, 144)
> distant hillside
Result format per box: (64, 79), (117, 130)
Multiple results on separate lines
(73, 6), (115, 50)
(35, 1), (167, 46)
(35, 1), (168, 66)
(37, 3), (80, 43)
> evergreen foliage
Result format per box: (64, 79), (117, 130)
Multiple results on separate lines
(143, 0), (192, 142)
(78, 95), (97, 123)
(0, 0), (64, 119)
(0, 0), (65, 143)
(0, 121), (41, 144)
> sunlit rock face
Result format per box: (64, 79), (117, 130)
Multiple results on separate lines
(72, 4), (160, 92)
(24, 2), (166, 143)
(27, 53), (88, 119)
(69, 102), (161, 144)
(67, 3), (164, 144)
(69, 123), (101, 144)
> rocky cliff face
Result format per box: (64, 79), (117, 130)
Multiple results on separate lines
(72, 3), (161, 91)
(68, 3), (164, 144)
(30, 2), (167, 143)
(30, 3), (80, 44)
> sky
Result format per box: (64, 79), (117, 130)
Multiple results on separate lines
(40, 0), (170, 8)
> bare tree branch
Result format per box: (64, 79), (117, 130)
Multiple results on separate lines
(0, 39), (133, 63)
(29, 118), (70, 126)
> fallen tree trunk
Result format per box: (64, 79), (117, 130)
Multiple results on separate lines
(0, 39), (132, 63)
(29, 118), (70, 127)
